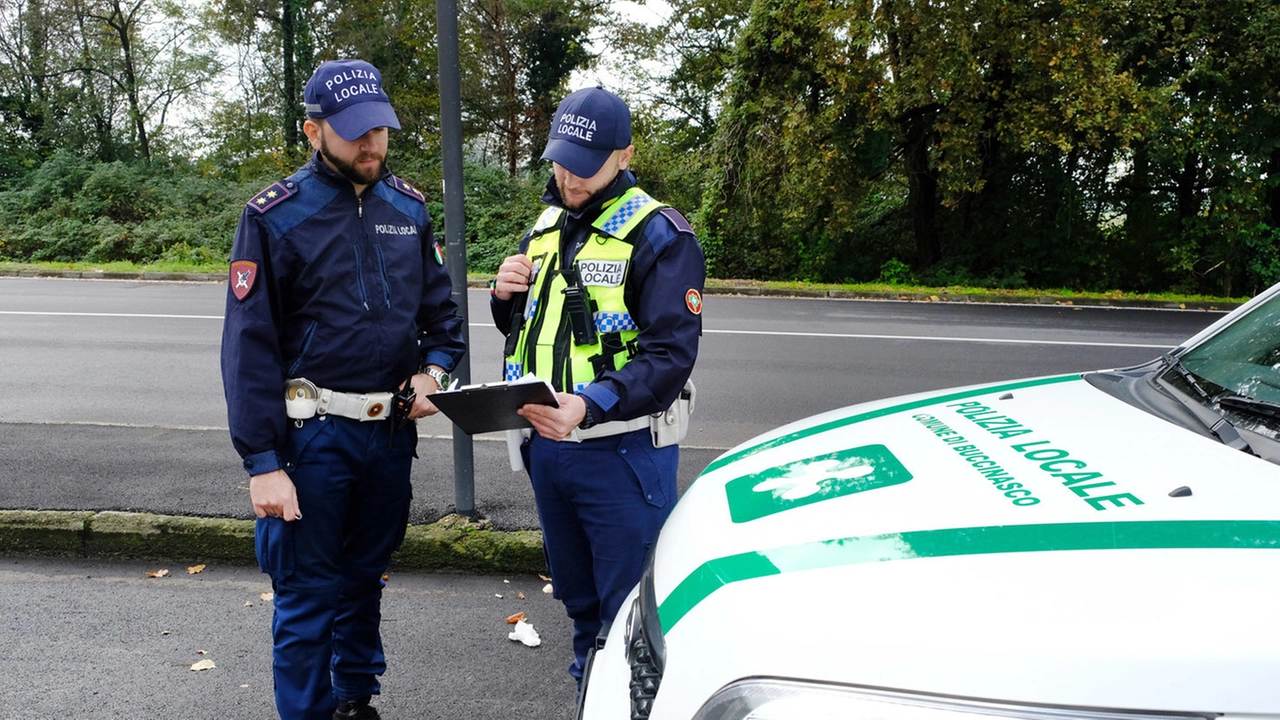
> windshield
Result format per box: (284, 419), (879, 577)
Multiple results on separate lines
(1178, 291), (1280, 404)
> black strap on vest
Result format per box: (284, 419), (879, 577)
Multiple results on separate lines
(512, 202), (661, 384)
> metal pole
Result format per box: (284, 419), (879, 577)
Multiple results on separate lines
(435, 0), (475, 516)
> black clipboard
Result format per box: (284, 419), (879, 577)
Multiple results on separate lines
(428, 378), (560, 435)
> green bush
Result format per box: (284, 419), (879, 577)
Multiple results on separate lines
(454, 164), (543, 274)
(877, 258), (912, 285)
(0, 154), (260, 265)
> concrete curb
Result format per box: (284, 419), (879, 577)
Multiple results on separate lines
(0, 510), (546, 574)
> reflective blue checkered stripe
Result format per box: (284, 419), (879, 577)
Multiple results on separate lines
(505, 362), (524, 382)
(594, 312), (638, 333)
(524, 298), (539, 321)
(594, 188), (664, 239)
(531, 206), (562, 234)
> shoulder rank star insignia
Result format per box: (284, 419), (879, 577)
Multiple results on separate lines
(230, 260), (258, 300)
(685, 289), (703, 315)
(392, 176), (425, 202)
(246, 182), (293, 213)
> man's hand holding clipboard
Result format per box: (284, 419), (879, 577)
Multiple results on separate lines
(519, 391), (589, 441)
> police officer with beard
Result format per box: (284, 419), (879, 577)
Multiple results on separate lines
(491, 86), (705, 690)
(221, 59), (465, 720)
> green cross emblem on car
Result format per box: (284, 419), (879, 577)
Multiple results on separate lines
(724, 444), (912, 523)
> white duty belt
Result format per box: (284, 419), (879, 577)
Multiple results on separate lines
(285, 378), (394, 422)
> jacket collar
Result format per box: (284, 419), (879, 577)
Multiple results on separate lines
(305, 151), (393, 192)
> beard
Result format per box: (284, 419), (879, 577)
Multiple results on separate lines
(556, 177), (593, 211)
(320, 132), (387, 186)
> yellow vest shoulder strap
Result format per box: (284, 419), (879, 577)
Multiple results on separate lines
(531, 206), (563, 235)
(592, 187), (666, 239)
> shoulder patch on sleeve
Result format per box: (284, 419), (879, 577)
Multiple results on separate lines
(230, 260), (258, 300)
(390, 175), (426, 202)
(657, 207), (695, 235)
(246, 182), (295, 213)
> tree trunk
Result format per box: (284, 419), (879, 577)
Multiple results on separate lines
(106, 0), (150, 161)
(903, 110), (940, 268)
(282, 0), (300, 149)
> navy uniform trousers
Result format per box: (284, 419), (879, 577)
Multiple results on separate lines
(525, 427), (678, 684)
(255, 414), (415, 720)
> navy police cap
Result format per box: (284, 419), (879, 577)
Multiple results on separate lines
(541, 86), (632, 178)
(304, 59), (401, 142)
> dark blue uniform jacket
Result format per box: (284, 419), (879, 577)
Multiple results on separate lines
(490, 170), (705, 424)
(222, 153), (466, 476)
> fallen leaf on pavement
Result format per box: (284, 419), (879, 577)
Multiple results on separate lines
(187, 564), (206, 575)
(539, 574), (552, 582)
(542, 583), (553, 594)
(260, 592), (274, 602)
(190, 659), (216, 672)
(506, 611), (526, 624)
(518, 592), (526, 600)
(196, 649), (207, 655)
(161, 631), (170, 636)
(244, 601), (253, 607)
(146, 569), (169, 578)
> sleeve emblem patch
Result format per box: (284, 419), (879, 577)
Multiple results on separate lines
(685, 289), (703, 315)
(230, 260), (258, 300)
(433, 241), (445, 266)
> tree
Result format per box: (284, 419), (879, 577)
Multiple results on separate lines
(460, 0), (598, 176)
(78, 0), (221, 161)
(319, 0), (441, 156)
(207, 0), (317, 160)
(700, 0), (888, 281)
(872, 0), (1151, 285)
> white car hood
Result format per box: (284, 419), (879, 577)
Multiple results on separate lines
(652, 374), (1280, 714)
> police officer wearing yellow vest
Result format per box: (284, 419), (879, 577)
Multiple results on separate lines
(490, 86), (705, 688)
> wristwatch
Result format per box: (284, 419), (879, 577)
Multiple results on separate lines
(578, 399), (597, 430)
(424, 367), (450, 391)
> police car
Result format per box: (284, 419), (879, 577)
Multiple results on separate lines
(577, 283), (1280, 720)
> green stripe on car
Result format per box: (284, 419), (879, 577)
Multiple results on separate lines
(659, 519), (1280, 632)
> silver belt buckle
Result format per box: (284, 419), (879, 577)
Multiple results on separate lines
(357, 393), (394, 421)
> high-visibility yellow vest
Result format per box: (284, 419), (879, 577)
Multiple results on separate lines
(503, 187), (667, 392)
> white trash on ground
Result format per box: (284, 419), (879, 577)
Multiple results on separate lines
(507, 620), (542, 647)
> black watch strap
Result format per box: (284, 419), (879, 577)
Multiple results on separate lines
(579, 400), (597, 430)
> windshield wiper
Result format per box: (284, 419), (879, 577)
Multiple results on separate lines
(1165, 353), (1213, 399)
(1162, 356), (1257, 455)
(1218, 393), (1280, 419)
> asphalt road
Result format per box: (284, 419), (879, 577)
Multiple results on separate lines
(0, 277), (1229, 719)
(0, 555), (577, 719)
(0, 277), (1223, 527)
